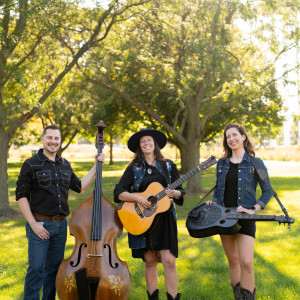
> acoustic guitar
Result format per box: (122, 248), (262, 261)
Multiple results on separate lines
(186, 203), (295, 238)
(117, 156), (218, 235)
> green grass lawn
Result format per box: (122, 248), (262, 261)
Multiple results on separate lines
(1, 160), (299, 299)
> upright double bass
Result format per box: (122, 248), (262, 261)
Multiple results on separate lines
(56, 121), (131, 300)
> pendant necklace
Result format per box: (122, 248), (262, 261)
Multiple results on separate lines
(147, 158), (156, 175)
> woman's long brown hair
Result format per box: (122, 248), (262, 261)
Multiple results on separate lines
(222, 123), (255, 158)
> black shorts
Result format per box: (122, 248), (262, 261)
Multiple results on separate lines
(237, 219), (256, 238)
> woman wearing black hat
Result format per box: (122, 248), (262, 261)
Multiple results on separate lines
(114, 129), (184, 300)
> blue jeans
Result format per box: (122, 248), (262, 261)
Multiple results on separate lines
(24, 217), (67, 300)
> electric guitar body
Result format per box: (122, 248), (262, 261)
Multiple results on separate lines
(186, 203), (295, 238)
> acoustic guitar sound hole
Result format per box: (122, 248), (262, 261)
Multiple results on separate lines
(148, 196), (158, 207)
(220, 220), (225, 224)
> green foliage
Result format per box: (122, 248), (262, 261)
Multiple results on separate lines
(0, 0), (149, 214)
(2, 0), (77, 116)
(89, 85), (145, 145)
(85, 0), (297, 148)
(36, 72), (97, 153)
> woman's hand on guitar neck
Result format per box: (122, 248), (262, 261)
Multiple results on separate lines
(165, 189), (181, 200)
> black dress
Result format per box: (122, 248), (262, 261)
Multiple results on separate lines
(114, 160), (184, 259)
(223, 161), (256, 238)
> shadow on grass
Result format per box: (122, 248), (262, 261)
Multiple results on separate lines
(3, 161), (299, 299)
(174, 222), (300, 299)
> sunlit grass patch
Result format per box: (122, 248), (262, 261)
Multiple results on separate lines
(3, 160), (300, 299)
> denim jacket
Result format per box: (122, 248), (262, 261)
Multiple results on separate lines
(132, 159), (172, 192)
(128, 158), (177, 249)
(213, 152), (272, 209)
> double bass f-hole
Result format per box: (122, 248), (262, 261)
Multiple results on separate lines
(104, 244), (119, 269)
(55, 120), (131, 300)
(70, 243), (117, 269)
(70, 243), (87, 267)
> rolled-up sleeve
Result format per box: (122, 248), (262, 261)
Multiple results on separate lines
(16, 162), (32, 201)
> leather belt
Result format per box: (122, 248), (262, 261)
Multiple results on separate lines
(32, 211), (66, 221)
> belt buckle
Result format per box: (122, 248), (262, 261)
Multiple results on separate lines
(51, 215), (60, 221)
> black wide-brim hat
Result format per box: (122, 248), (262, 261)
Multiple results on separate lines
(127, 128), (167, 153)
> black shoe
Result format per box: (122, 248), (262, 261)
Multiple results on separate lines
(147, 289), (159, 300)
(166, 292), (181, 300)
(231, 282), (241, 300)
(240, 287), (256, 300)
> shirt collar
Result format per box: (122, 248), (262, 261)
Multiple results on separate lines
(243, 151), (251, 162)
(223, 151), (250, 164)
(37, 148), (62, 163)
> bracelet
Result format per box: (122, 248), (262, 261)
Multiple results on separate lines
(176, 191), (180, 198)
(251, 206), (257, 213)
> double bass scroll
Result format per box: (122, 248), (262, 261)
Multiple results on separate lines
(56, 120), (131, 300)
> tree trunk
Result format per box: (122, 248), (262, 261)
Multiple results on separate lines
(179, 141), (205, 195)
(109, 133), (113, 165)
(0, 129), (17, 217)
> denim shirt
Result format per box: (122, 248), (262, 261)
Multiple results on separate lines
(129, 158), (177, 249)
(213, 152), (272, 209)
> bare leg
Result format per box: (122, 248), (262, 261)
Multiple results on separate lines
(220, 234), (241, 286)
(160, 249), (178, 298)
(237, 234), (255, 292)
(144, 250), (159, 295)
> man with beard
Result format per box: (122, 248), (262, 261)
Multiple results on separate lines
(16, 124), (105, 300)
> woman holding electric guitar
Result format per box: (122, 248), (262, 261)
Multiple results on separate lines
(114, 129), (184, 300)
(206, 123), (273, 300)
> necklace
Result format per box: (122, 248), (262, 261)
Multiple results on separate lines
(147, 158), (156, 175)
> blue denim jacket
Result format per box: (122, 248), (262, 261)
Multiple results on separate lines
(132, 159), (172, 192)
(128, 159), (177, 249)
(213, 152), (272, 209)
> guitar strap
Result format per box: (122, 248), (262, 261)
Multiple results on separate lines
(199, 184), (217, 204)
(191, 184), (217, 209)
(161, 160), (171, 185)
(250, 156), (290, 220)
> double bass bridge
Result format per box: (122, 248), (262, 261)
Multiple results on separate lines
(87, 253), (103, 258)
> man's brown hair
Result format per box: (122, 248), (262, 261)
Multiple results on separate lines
(42, 124), (61, 137)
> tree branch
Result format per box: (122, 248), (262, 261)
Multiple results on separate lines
(3, 33), (44, 86)
(6, 1), (119, 138)
(4, 0), (28, 56)
(86, 76), (187, 144)
(173, 107), (185, 130)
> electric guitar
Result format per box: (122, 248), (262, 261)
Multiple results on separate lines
(117, 156), (217, 235)
(186, 203), (295, 238)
